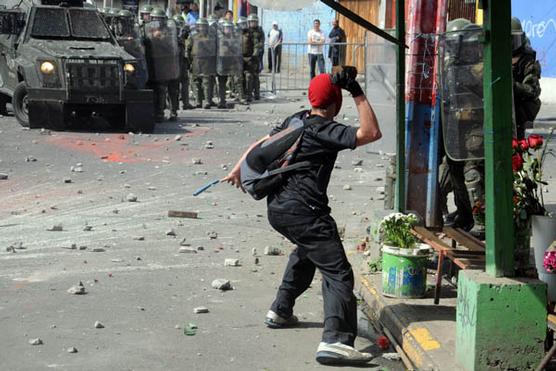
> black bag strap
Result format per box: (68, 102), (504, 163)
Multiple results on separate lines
(263, 160), (313, 178)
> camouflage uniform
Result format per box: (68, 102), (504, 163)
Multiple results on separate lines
(248, 14), (265, 100)
(188, 18), (217, 109)
(174, 16), (194, 110)
(237, 17), (254, 103)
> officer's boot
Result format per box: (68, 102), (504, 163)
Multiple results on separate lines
(217, 76), (227, 109)
(202, 77), (212, 109)
(154, 83), (167, 122)
(182, 75), (194, 110)
(168, 80), (180, 121)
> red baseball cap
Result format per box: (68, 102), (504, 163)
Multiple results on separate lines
(308, 73), (343, 116)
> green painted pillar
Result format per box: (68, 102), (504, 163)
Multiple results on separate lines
(395, 0), (406, 212)
(483, 0), (514, 277)
(456, 270), (546, 370)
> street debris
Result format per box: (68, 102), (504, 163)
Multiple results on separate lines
(83, 225), (93, 231)
(133, 236), (145, 241)
(47, 224), (63, 232)
(94, 321), (104, 329)
(207, 231), (218, 240)
(91, 248), (106, 253)
(251, 248), (257, 256)
(28, 338), (43, 346)
(166, 229), (176, 237)
(174, 134), (182, 141)
(193, 307), (209, 314)
(126, 193), (138, 202)
(0, 173), (8, 180)
(264, 246), (282, 256)
(192, 158), (202, 165)
(67, 347), (78, 353)
(184, 323), (197, 336)
(179, 247), (197, 254)
(351, 159), (363, 166)
(211, 279), (232, 291)
(224, 258), (240, 267)
(168, 210), (198, 219)
(382, 352), (401, 361)
(343, 184), (352, 191)
(67, 282), (87, 295)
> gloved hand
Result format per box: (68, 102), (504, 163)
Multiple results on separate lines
(345, 78), (364, 98)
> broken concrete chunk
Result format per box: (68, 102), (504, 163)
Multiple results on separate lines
(375, 187), (385, 194)
(166, 228), (176, 237)
(91, 248), (106, 253)
(0, 173), (7, 180)
(264, 246), (282, 256)
(67, 282), (87, 295)
(126, 193), (138, 202)
(168, 210), (198, 219)
(207, 231), (218, 240)
(94, 321), (104, 329)
(343, 184), (352, 191)
(193, 306), (209, 314)
(251, 248), (257, 256)
(174, 135), (183, 141)
(351, 159), (363, 166)
(192, 158), (202, 165)
(47, 224), (63, 232)
(224, 258), (240, 267)
(67, 347), (78, 353)
(353, 167), (363, 173)
(28, 338), (43, 346)
(211, 279), (232, 291)
(133, 236), (145, 241)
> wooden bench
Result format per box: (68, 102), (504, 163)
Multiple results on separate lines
(412, 226), (486, 304)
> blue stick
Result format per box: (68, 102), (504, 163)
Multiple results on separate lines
(192, 179), (221, 196)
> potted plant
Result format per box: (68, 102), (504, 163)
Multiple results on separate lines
(512, 130), (556, 282)
(379, 212), (431, 298)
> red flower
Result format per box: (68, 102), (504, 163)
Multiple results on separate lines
(528, 134), (544, 149)
(518, 139), (529, 151)
(512, 138), (519, 150)
(512, 153), (524, 172)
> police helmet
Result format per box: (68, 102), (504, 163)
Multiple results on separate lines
(207, 14), (217, 25)
(118, 9), (133, 18)
(139, 4), (153, 15)
(196, 18), (209, 32)
(511, 17), (525, 52)
(247, 13), (259, 27)
(446, 18), (471, 33)
(237, 16), (248, 30)
(151, 8), (166, 18)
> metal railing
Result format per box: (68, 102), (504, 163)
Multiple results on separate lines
(260, 42), (366, 94)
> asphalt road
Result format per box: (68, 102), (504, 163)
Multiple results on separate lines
(0, 96), (403, 371)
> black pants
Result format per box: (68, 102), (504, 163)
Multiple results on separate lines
(268, 210), (357, 346)
(446, 157), (473, 222)
(268, 45), (282, 73)
(308, 53), (325, 79)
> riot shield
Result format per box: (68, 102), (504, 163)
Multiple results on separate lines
(144, 20), (180, 82)
(439, 28), (484, 161)
(217, 28), (243, 76)
(190, 28), (217, 76)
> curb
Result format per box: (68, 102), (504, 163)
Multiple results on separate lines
(350, 254), (442, 371)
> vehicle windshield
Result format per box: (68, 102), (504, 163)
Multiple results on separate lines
(31, 7), (112, 40)
(112, 17), (140, 39)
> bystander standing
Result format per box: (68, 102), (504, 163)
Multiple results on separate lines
(186, 2), (199, 26)
(307, 19), (326, 79)
(268, 21), (283, 73)
(328, 19), (346, 68)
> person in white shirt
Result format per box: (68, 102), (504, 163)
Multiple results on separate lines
(307, 19), (326, 79)
(267, 21), (283, 73)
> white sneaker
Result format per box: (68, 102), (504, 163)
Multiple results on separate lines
(264, 310), (299, 328)
(316, 342), (374, 365)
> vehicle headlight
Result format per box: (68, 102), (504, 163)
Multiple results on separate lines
(40, 61), (56, 75)
(124, 63), (135, 74)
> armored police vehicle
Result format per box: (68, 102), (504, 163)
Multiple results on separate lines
(0, 0), (154, 132)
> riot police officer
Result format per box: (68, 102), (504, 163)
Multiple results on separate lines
(188, 18), (217, 109)
(216, 20), (242, 109)
(248, 14), (264, 100)
(138, 5), (153, 27)
(511, 17), (542, 140)
(207, 14), (219, 107)
(440, 18), (484, 233)
(173, 15), (194, 110)
(237, 16), (253, 104)
(113, 10), (148, 89)
(144, 8), (180, 122)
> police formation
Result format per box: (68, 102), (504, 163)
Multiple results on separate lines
(102, 6), (264, 122)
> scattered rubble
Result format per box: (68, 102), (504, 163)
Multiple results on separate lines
(179, 247), (197, 254)
(0, 173), (8, 180)
(351, 159), (363, 166)
(192, 158), (202, 165)
(207, 231), (218, 240)
(264, 246), (282, 256)
(94, 321), (104, 329)
(168, 210), (198, 219)
(133, 236), (145, 241)
(211, 279), (232, 290)
(193, 307), (209, 314)
(47, 224), (63, 232)
(126, 193), (138, 202)
(343, 184), (352, 191)
(174, 135), (182, 141)
(224, 258), (240, 267)
(166, 229), (176, 237)
(28, 338), (43, 346)
(67, 282), (87, 295)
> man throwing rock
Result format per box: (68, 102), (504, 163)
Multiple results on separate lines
(224, 70), (381, 366)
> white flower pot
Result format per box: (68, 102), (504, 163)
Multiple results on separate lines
(531, 214), (556, 301)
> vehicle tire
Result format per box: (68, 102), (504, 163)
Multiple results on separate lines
(13, 82), (29, 127)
